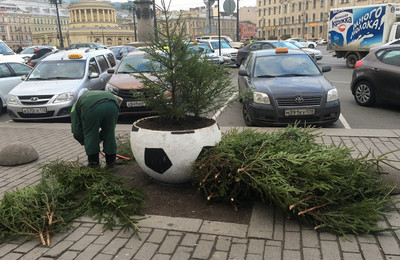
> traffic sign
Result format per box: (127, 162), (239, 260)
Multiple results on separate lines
(223, 0), (236, 15)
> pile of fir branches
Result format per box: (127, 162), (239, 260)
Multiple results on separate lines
(192, 126), (398, 235)
(0, 161), (144, 246)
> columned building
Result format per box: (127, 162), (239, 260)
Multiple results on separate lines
(67, 0), (134, 46)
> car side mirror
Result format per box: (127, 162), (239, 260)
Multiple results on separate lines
(238, 69), (249, 77)
(21, 75), (27, 81)
(89, 72), (99, 79)
(321, 66), (331, 73)
(107, 68), (115, 74)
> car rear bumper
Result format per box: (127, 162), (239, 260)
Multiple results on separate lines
(247, 100), (340, 126)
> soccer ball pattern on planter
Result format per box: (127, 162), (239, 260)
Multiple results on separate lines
(130, 117), (221, 184)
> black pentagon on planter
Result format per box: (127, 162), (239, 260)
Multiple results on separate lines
(144, 148), (172, 174)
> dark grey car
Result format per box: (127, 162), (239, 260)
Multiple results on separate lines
(351, 45), (400, 106)
(238, 48), (340, 126)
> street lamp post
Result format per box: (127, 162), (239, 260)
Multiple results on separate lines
(53, 0), (64, 48)
(129, 1), (137, 42)
(236, 0), (240, 41)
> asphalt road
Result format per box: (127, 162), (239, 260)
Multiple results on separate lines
(1, 45), (400, 129)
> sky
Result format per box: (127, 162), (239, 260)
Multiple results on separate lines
(110, 0), (257, 11)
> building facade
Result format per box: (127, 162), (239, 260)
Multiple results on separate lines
(257, 0), (400, 40)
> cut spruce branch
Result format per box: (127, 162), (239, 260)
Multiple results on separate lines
(0, 161), (145, 245)
(192, 126), (398, 236)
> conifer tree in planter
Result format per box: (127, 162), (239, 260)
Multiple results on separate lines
(130, 0), (236, 184)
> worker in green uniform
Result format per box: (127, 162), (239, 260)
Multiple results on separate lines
(71, 90), (120, 168)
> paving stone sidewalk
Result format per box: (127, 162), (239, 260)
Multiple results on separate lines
(0, 123), (399, 260)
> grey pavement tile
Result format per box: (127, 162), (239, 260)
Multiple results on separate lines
(248, 203), (274, 239)
(232, 238), (248, 244)
(319, 231), (337, 241)
(386, 256), (400, 260)
(114, 248), (140, 260)
(125, 231), (150, 251)
(215, 236), (232, 251)
(181, 233), (199, 247)
(2, 252), (23, 260)
(192, 240), (215, 259)
(302, 247), (321, 260)
(168, 231), (183, 236)
(147, 229), (167, 243)
(376, 233), (400, 255)
(301, 230), (319, 248)
(385, 211), (400, 227)
(228, 243), (247, 260)
(14, 239), (41, 254)
(274, 208), (285, 225)
(201, 234), (217, 241)
(64, 226), (91, 242)
(210, 251), (228, 260)
(339, 235), (359, 253)
(158, 235), (181, 254)
(284, 218), (300, 232)
(43, 241), (74, 258)
(284, 231), (300, 250)
(69, 235), (98, 251)
(263, 246), (282, 260)
(93, 229), (120, 245)
(139, 215), (202, 232)
(75, 244), (105, 260)
(199, 221), (248, 238)
(19, 247), (49, 260)
(58, 250), (79, 260)
(282, 249), (301, 260)
(273, 224), (284, 241)
(248, 239), (265, 255)
(357, 234), (377, 244)
(93, 253), (113, 260)
(246, 253), (263, 260)
(134, 242), (159, 260)
(359, 243), (385, 260)
(342, 252), (363, 260)
(265, 240), (282, 246)
(320, 240), (341, 260)
(101, 237), (129, 255)
(152, 254), (171, 260)
(172, 246), (193, 260)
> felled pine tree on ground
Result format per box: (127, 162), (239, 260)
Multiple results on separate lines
(192, 125), (398, 235)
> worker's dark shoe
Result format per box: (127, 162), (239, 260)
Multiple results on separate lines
(88, 154), (99, 168)
(105, 154), (116, 169)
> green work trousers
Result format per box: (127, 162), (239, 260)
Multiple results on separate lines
(82, 101), (119, 156)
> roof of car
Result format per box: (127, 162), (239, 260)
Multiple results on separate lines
(41, 48), (113, 61)
(253, 48), (307, 57)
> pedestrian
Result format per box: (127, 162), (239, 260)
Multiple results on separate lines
(249, 36), (254, 44)
(71, 90), (121, 168)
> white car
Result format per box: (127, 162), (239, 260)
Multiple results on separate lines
(0, 40), (25, 63)
(0, 62), (32, 110)
(286, 40), (323, 61)
(287, 38), (317, 49)
(197, 40), (238, 64)
(196, 35), (245, 49)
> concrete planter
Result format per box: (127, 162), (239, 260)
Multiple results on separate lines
(130, 117), (221, 184)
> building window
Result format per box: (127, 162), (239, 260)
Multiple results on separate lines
(330, 0), (334, 5)
(313, 13), (316, 22)
(2, 35), (6, 40)
(306, 1), (309, 10)
(298, 2), (301, 11)
(292, 16), (294, 24)
(321, 0), (325, 8)
(320, 26), (323, 33)
(9, 26), (12, 32)
(298, 28), (301, 34)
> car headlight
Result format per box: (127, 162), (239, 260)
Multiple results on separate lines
(222, 53), (231, 57)
(106, 83), (119, 94)
(7, 94), (18, 105)
(253, 91), (270, 104)
(54, 92), (74, 103)
(327, 88), (338, 102)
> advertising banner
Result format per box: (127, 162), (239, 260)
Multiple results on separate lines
(329, 5), (387, 48)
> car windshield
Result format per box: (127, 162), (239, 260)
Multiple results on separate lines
(109, 47), (121, 56)
(189, 44), (212, 54)
(28, 60), (86, 80)
(20, 47), (35, 55)
(254, 54), (321, 77)
(210, 41), (232, 49)
(0, 42), (15, 55)
(271, 41), (299, 49)
(287, 41), (304, 49)
(117, 54), (157, 73)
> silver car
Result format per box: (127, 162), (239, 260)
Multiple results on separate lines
(7, 48), (116, 121)
(0, 62), (32, 110)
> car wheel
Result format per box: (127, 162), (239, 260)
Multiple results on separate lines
(308, 44), (315, 48)
(243, 103), (255, 126)
(346, 54), (358, 68)
(354, 81), (375, 107)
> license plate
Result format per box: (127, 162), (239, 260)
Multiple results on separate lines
(285, 109), (315, 116)
(126, 101), (145, 108)
(22, 107), (47, 114)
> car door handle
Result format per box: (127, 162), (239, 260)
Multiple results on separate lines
(372, 67), (380, 72)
